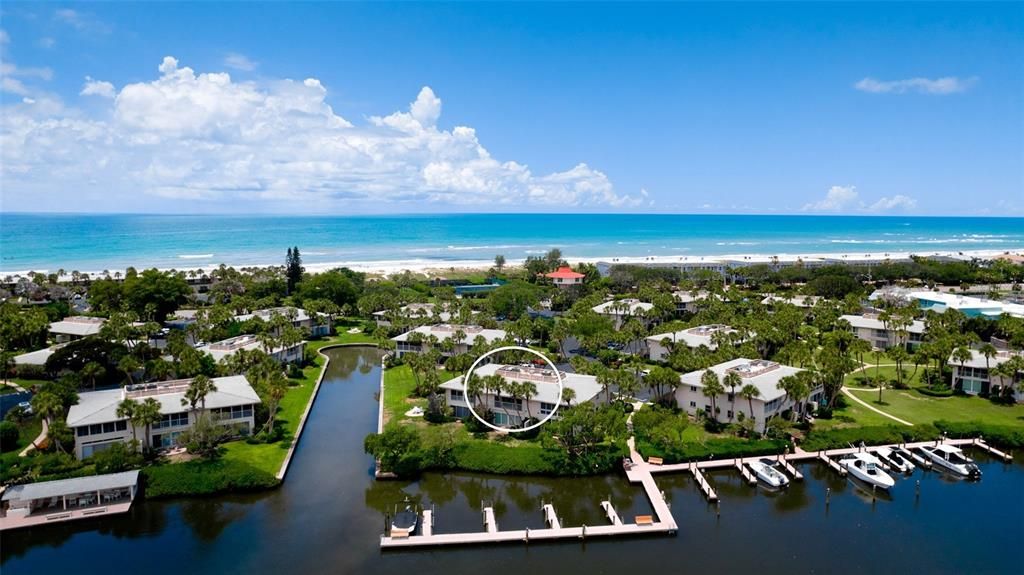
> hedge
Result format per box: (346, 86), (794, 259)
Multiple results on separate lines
(636, 437), (788, 464)
(801, 424), (942, 452)
(913, 386), (954, 398)
(933, 420), (1024, 448)
(436, 440), (626, 476)
(142, 458), (280, 498)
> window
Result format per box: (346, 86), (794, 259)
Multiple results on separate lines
(77, 426), (89, 437)
(90, 424), (102, 435)
(211, 405), (254, 420)
(540, 402), (555, 415)
(155, 412), (189, 429)
(494, 395), (522, 411)
(103, 422), (116, 434)
(689, 401), (696, 408)
(450, 389), (464, 401)
(690, 386), (697, 393)
(727, 410), (733, 419)
(116, 420), (128, 431)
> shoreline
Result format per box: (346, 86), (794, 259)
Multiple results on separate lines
(2, 248), (1022, 278)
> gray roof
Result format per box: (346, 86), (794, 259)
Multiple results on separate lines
(235, 307), (326, 324)
(13, 346), (58, 366)
(647, 324), (738, 349)
(392, 324), (507, 344)
(840, 314), (926, 334)
(49, 316), (105, 336)
(66, 375), (260, 427)
(678, 358), (806, 403)
(440, 363), (603, 405)
(592, 298), (654, 316)
(951, 349), (1023, 370)
(2, 470), (140, 502)
(197, 334), (305, 361)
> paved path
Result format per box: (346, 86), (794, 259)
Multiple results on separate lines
(3, 381), (28, 393)
(841, 387), (914, 426)
(19, 418), (48, 457)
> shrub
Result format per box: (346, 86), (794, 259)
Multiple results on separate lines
(801, 424), (941, 452)
(14, 364), (47, 380)
(142, 459), (279, 498)
(914, 386), (954, 398)
(91, 442), (143, 474)
(933, 420), (1024, 448)
(0, 421), (20, 452)
(636, 436), (787, 464)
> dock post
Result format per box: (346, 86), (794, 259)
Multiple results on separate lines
(581, 524), (587, 540)
(825, 487), (831, 506)
(915, 480), (920, 498)
(525, 527), (529, 543)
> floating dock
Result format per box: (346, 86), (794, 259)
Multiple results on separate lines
(689, 465), (718, 501)
(735, 460), (757, 485)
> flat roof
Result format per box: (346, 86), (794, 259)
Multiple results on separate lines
(197, 335), (305, 361)
(678, 358), (806, 403)
(392, 324), (507, 344)
(760, 295), (822, 308)
(66, 375), (260, 427)
(839, 314), (926, 334)
(49, 316), (105, 336)
(2, 471), (139, 502)
(647, 324), (738, 349)
(952, 349), (1023, 370)
(13, 346), (59, 366)
(592, 298), (655, 316)
(235, 307), (326, 324)
(440, 363), (603, 405)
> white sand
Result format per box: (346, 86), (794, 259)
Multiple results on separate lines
(3, 248), (1021, 279)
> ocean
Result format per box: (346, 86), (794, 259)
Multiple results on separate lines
(1, 213), (1022, 273)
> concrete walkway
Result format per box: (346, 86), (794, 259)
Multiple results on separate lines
(3, 380), (28, 393)
(19, 418), (48, 457)
(841, 387), (914, 426)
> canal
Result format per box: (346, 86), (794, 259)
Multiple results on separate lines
(2, 346), (1021, 574)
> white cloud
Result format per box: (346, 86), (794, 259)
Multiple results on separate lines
(803, 185), (917, 213)
(1, 56), (646, 211)
(54, 9), (112, 34)
(80, 76), (115, 98)
(223, 53), (257, 71)
(867, 195), (917, 212)
(854, 76), (976, 95)
(802, 185), (859, 212)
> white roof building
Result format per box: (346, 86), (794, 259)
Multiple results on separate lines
(441, 363), (604, 406)
(760, 294), (822, 308)
(49, 316), (105, 338)
(67, 375), (261, 429)
(647, 324), (739, 350)
(678, 358), (804, 404)
(197, 334), (305, 363)
(592, 298), (655, 317)
(839, 314), (926, 334)
(392, 324), (507, 345)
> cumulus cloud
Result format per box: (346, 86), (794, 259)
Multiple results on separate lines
(1, 56), (646, 211)
(223, 53), (257, 71)
(867, 195), (917, 212)
(803, 186), (917, 213)
(854, 76), (976, 95)
(80, 76), (115, 98)
(802, 185), (860, 212)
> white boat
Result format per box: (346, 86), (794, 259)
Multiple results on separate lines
(391, 499), (418, 534)
(841, 452), (896, 490)
(920, 445), (981, 478)
(875, 446), (915, 474)
(748, 458), (790, 488)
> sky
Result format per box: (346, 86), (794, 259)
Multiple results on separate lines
(0, 2), (1021, 216)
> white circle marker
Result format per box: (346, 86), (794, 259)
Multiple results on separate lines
(461, 345), (563, 433)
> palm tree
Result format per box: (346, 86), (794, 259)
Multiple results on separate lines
(520, 380), (538, 420)
(148, 358), (174, 381)
(596, 367), (616, 403)
(723, 371), (742, 421)
(31, 391), (63, 424)
(739, 383), (761, 424)
(116, 398), (141, 443)
(951, 346), (974, 391)
(81, 361), (105, 390)
(118, 355), (142, 386)
(494, 255), (506, 272)
(182, 374), (218, 411)
(48, 420), (73, 454)
(132, 397), (163, 452)
(561, 387), (576, 407)
(978, 342), (998, 391)
(700, 369), (724, 423)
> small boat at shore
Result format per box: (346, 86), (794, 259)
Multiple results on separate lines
(875, 447), (915, 474)
(841, 453), (896, 490)
(749, 459), (790, 488)
(391, 499), (418, 534)
(920, 445), (981, 478)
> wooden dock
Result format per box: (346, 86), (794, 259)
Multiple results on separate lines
(973, 438), (1013, 462)
(690, 464), (718, 501)
(736, 460), (757, 485)
(542, 503), (560, 529)
(483, 507), (498, 533)
(600, 500), (622, 525)
(776, 457), (804, 480)
(817, 453), (848, 476)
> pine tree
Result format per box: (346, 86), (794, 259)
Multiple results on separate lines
(286, 246), (304, 294)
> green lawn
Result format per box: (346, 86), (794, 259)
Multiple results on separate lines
(0, 416), (43, 475)
(382, 364), (454, 424)
(814, 397), (895, 429)
(210, 334), (378, 476)
(846, 365), (922, 389)
(845, 387), (1024, 427)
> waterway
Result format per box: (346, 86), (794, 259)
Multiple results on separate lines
(2, 346), (1021, 574)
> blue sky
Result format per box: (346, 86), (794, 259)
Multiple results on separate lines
(1, 2), (1021, 215)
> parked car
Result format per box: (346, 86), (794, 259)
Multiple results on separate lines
(17, 401), (33, 415)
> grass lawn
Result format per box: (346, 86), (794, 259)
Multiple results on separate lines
(845, 387), (1024, 427)
(382, 365), (454, 424)
(0, 416), (43, 474)
(846, 365), (922, 389)
(814, 397), (895, 429)
(200, 333), (378, 477)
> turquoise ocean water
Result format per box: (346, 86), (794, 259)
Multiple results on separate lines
(1, 213), (1022, 272)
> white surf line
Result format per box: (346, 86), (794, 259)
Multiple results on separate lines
(841, 387), (914, 426)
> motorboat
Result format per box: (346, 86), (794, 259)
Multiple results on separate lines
(841, 452), (896, 490)
(920, 445), (981, 478)
(391, 499), (418, 534)
(748, 458), (790, 488)
(875, 446), (915, 474)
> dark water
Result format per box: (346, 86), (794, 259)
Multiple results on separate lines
(2, 346), (1021, 574)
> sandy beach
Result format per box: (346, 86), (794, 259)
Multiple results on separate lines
(4, 248), (1021, 280)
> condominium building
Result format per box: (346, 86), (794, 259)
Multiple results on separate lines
(646, 324), (740, 361)
(391, 324), (508, 358)
(840, 314), (926, 350)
